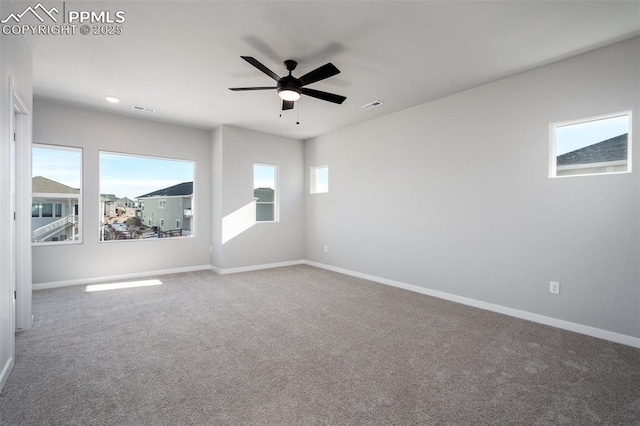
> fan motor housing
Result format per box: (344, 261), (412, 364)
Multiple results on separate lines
(277, 75), (302, 96)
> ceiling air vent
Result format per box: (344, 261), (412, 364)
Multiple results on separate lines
(133, 106), (156, 113)
(362, 100), (383, 110)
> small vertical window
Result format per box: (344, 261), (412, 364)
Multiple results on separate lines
(550, 112), (631, 177)
(311, 165), (329, 194)
(254, 163), (277, 222)
(159, 199), (167, 209)
(176, 220), (181, 229)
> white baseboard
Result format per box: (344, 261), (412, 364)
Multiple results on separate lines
(211, 260), (305, 275)
(304, 260), (640, 349)
(30, 259), (640, 348)
(0, 357), (14, 393)
(33, 264), (212, 290)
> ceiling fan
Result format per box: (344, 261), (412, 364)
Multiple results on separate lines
(229, 56), (347, 111)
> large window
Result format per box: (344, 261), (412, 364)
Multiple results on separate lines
(31, 144), (82, 244)
(550, 112), (631, 177)
(99, 152), (195, 241)
(311, 165), (329, 194)
(254, 163), (277, 222)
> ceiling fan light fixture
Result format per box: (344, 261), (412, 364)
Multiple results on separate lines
(278, 89), (301, 101)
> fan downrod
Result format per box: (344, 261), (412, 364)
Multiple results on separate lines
(284, 59), (297, 74)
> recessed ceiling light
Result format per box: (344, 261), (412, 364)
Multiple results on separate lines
(105, 96), (120, 104)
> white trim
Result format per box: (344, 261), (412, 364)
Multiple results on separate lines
(0, 357), (15, 392)
(33, 264), (211, 290)
(11, 78), (32, 333)
(211, 260), (305, 275)
(303, 260), (640, 349)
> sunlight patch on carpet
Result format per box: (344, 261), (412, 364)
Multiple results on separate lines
(85, 279), (163, 292)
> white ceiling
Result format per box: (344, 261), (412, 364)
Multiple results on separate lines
(24, 0), (640, 140)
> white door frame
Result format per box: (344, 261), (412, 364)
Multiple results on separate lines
(10, 78), (32, 332)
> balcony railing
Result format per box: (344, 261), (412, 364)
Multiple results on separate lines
(32, 215), (77, 242)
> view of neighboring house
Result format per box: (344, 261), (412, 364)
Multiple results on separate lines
(117, 197), (136, 211)
(556, 133), (628, 176)
(100, 193), (118, 217)
(137, 182), (193, 235)
(254, 187), (275, 221)
(31, 176), (80, 243)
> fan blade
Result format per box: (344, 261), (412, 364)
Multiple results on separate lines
(299, 63), (340, 86)
(241, 56), (281, 81)
(282, 100), (294, 111)
(302, 88), (346, 104)
(229, 87), (276, 91)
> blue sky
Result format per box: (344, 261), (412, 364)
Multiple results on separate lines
(33, 147), (194, 199)
(32, 145), (81, 188)
(100, 153), (194, 199)
(254, 164), (276, 189)
(555, 114), (629, 156)
(314, 166), (328, 193)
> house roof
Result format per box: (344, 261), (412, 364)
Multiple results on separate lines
(254, 187), (274, 203)
(137, 182), (193, 199)
(32, 176), (80, 194)
(557, 134), (628, 166)
(100, 194), (118, 202)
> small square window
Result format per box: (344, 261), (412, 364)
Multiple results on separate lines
(311, 166), (329, 194)
(550, 112), (631, 178)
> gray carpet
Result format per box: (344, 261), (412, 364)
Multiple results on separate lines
(1, 265), (639, 425)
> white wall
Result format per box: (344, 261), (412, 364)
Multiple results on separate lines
(212, 125), (304, 271)
(32, 99), (212, 285)
(305, 38), (640, 339)
(0, 0), (33, 388)
(211, 126), (223, 267)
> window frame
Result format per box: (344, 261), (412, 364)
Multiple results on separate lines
(253, 162), (278, 223)
(310, 165), (329, 194)
(31, 143), (83, 246)
(549, 111), (632, 178)
(99, 150), (196, 242)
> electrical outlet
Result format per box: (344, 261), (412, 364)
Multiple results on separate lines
(550, 281), (560, 295)
(324, 245), (328, 253)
